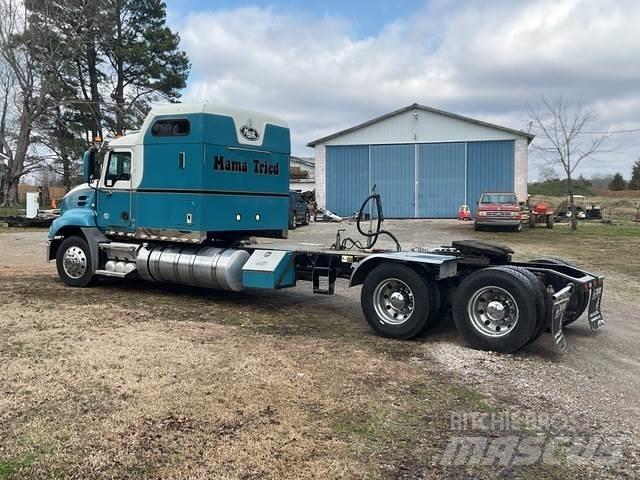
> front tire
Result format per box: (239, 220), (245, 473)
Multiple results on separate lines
(289, 212), (297, 230)
(56, 236), (96, 287)
(452, 267), (538, 353)
(361, 263), (431, 339)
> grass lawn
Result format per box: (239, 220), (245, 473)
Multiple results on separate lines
(0, 205), (26, 217)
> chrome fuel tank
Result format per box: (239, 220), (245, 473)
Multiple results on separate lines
(136, 245), (249, 291)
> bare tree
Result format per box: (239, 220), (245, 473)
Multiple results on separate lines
(0, 0), (65, 206)
(0, 61), (15, 201)
(529, 97), (612, 230)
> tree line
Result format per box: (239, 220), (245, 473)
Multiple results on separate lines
(606, 160), (640, 190)
(0, 0), (189, 206)
(532, 160), (640, 195)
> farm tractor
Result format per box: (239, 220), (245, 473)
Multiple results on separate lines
(528, 200), (554, 229)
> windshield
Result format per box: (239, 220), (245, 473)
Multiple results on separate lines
(481, 194), (517, 204)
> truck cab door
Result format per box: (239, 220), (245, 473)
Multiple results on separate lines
(97, 150), (133, 231)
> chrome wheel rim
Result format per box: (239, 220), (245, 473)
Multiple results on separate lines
(62, 246), (87, 279)
(373, 278), (415, 325)
(467, 286), (519, 337)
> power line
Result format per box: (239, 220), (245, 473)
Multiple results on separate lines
(580, 128), (640, 134)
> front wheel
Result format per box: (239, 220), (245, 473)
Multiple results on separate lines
(56, 236), (96, 287)
(453, 267), (538, 353)
(361, 263), (431, 339)
(289, 213), (297, 230)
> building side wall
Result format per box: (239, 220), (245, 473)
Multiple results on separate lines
(514, 137), (529, 201)
(315, 144), (326, 207)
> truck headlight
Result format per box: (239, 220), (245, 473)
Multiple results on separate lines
(478, 211), (487, 217)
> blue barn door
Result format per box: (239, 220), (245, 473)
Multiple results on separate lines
(418, 143), (466, 217)
(466, 140), (515, 215)
(370, 144), (415, 218)
(325, 145), (369, 217)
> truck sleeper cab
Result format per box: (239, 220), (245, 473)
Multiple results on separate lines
(47, 104), (606, 355)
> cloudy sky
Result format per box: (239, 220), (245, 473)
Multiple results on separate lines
(165, 0), (640, 179)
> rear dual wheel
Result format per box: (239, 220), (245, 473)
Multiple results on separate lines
(360, 263), (442, 340)
(452, 267), (545, 353)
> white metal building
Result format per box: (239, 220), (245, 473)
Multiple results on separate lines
(308, 104), (533, 218)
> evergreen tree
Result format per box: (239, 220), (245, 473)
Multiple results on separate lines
(608, 172), (626, 191)
(629, 159), (640, 190)
(22, 0), (190, 190)
(101, 0), (190, 135)
(25, 0), (102, 190)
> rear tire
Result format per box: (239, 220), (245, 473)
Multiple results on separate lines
(452, 267), (537, 353)
(304, 212), (310, 225)
(420, 274), (444, 332)
(546, 216), (554, 229)
(56, 236), (97, 288)
(361, 263), (431, 340)
(529, 257), (587, 325)
(495, 266), (549, 345)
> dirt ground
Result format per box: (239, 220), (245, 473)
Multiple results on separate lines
(0, 220), (639, 479)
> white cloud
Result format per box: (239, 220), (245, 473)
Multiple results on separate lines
(173, 0), (640, 178)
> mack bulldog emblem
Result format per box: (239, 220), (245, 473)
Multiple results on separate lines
(240, 119), (260, 141)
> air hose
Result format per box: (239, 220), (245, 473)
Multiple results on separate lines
(337, 186), (402, 252)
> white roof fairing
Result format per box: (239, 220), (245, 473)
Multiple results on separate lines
(108, 102), (289, 148)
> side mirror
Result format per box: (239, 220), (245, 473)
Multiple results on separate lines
(83, 149), (97, 183)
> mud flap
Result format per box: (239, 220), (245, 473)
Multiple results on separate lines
(587, 278), (605, 331)
(551, 285), (572, 353)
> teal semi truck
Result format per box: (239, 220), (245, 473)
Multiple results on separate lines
(47, 103), (605, 353)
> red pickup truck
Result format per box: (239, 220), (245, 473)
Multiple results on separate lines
(474, 192), (522, 232)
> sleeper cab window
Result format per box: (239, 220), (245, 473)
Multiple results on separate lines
(151, 119), (190, 137)
(105, 151), (132, 187)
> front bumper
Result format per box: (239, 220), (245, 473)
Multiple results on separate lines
(475, 219), (521, 226)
